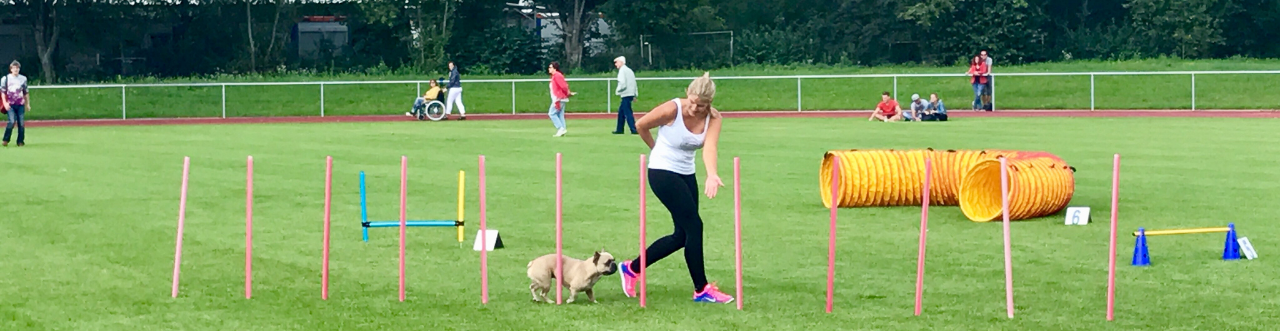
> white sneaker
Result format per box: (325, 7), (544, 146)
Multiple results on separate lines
(554, 128), (567, 137)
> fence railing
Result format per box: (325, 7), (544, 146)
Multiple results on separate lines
(26, 70), (1280, 120)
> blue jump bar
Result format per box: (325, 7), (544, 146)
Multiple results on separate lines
(360, 171), (462, 242)
(365, 220), (459, 228)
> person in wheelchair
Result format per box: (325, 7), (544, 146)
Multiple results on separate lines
(408, 78), (449, 120)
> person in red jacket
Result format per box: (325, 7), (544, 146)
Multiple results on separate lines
(966, 55), (989, 111)
(547, 62), (576, 137)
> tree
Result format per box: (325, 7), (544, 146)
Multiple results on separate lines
(263, 0), (291, 69)
(416, 0), (458, 71)
(538, 0), (607, 70)
(1218, 0), (1280, 58)
(11, 0), (74, 84)
(246, 0), (256, 70)
(900, 0), (1049, 64)
(1126, 0), (1239, 58)
(599, 0), (725, 68)
(444, 0), (548, 74)
(358, 0), (457, 71)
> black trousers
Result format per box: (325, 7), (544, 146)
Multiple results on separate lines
(629, 168), (707, 291)
(615, 96), (637, 133)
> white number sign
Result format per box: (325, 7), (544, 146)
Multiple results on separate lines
(1238, 237), (1258, 260)
(1065, 207), (1091, 225)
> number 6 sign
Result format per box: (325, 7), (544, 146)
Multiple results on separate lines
(1065, 207), (1091, 225)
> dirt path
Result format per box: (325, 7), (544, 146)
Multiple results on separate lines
(25, 109), (1280, 128)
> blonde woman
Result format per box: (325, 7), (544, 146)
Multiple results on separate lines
(618, 72), (734, 304)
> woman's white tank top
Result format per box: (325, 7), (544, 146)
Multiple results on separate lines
(648, 98), (709, 175)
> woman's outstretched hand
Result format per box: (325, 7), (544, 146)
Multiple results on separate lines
(704, 174), (724, 199)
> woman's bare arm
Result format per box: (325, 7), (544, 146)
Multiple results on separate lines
(636, 100), (677, 149)
(701, 114), (722, 179)
(700, 112), (724, 198)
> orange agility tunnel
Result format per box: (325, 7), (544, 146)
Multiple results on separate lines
(820, 149), (1076, 222)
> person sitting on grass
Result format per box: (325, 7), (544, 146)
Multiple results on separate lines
(921, 93), (948, 121)
(869, 92), (903, 122)
(906, 94), (930, 122)
(408, 79), (445, 118)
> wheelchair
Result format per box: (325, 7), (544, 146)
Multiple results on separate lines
(410, 86), (449, 121)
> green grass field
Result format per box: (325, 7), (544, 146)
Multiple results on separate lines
(3, 116), (1280, 330)
(25, 59), (1280, 120)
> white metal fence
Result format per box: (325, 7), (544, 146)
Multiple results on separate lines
(27, 70), (1280, 119)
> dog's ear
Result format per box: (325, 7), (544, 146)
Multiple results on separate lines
(592, 251), (601, 264)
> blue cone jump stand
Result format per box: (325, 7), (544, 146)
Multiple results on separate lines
(359, 171), (465, 243)
(1132, 228), (1150, 266)
(1223, 223), (1241, 260)
(1131, 223), (1243, 266)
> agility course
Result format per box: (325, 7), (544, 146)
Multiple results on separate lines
(162, 147), (1238, 321)
(155, 142), (1259, 329)
(21, 112), (1270, 330)
(819, 149), (1076, 222)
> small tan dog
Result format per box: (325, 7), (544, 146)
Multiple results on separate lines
(526, 250), (619, 303)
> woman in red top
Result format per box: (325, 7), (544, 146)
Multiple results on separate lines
(966, 55), (988, 111)
(548, 62), (575, 137)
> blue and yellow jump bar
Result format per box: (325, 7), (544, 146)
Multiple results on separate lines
(359, 170), (466, 243)
(1132, 227), (1229, 237)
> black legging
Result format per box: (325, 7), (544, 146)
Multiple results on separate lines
(629, 168), (707, 291)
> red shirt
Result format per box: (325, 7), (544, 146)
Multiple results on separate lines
(969, 63), (989, 84)
(549, 71), (572, 108)
(550, 72), (571, 100)
(877, 99), (899, 116)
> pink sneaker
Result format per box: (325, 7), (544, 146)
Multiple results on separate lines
(693, 282), (735, 303)
(619, 260), (637, 297)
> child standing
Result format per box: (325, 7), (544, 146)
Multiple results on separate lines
(2, 60), (28, 147)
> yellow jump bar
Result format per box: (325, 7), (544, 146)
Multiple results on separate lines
(458, 170), (466, 243)
(1132, 227), (1230, 237)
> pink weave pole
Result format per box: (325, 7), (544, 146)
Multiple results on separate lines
(555, 153), (564, 305)
(245, 156), (254, 299)
(171, 156), (190, 298)
(734, 157), (743, 310)
(398, 156), (408, 302)
(322, 156), (332, 300)
(1106, 154), (1120, 321)
(914, 158), (932, 315)
(479, 155), (489, 304)
(638, 154), (647, 308)
(825, 157), (839, 313)
(1001, 157), (1015, 318)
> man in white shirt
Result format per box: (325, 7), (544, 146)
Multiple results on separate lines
(612, 56), (638, 134)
